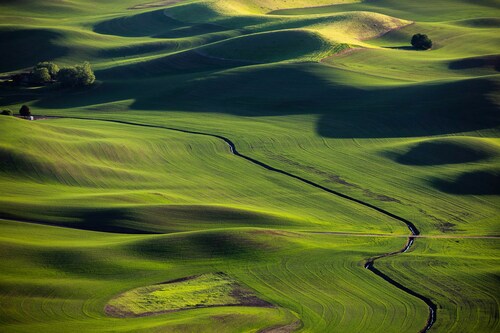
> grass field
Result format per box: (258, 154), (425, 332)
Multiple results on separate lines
(0, 0), (498, 332)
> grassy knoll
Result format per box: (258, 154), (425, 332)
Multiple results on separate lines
(0, 0), (499, 332)
(105, 272), (271, 316)
(0, 219), (429, 332)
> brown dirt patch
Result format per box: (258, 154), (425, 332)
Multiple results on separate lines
(259, 320), (302, 333)
(128, 0), (186, 9)
(230, 285), (273, 308)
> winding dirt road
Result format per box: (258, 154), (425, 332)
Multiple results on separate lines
(48, 116), (437, 332)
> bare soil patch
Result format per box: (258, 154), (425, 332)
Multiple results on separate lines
(128, 0), (186, 10)
(259, 320), (302, 333)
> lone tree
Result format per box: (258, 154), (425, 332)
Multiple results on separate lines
(58, 62), (96, 87)
(19, 105), (31, 117)
(1, 109), (13, 116)
(411, 33), (433, 50)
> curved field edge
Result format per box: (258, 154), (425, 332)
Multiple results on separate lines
(0, 219), (431, 332)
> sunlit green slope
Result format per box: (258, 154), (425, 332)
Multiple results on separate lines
(0, 219), (429, 333)
(0, 0), (498, 332)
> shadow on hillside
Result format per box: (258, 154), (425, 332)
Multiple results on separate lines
(448, 55), (500, 71)
(0, 90), (40, 109)
(130, 231), (268, 260)
(315, 75), (499, 138)
(0, 202), (298, 235)
(0, 29), (69, 72)
(97, 50), (253, 80)
(430, 170), (500, 195)
(71, 208), (153, 234)
(0, 207), (153, 234)
(130, 64), (499, 138)
(93, 8), (229, 38)
(387, 140), (495, 166)
(5, 62), (499, 139)
(97, 42), (178, 59)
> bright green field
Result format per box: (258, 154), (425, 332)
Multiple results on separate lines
(0, 0), (499, 332)
(105, 272), (264, 316)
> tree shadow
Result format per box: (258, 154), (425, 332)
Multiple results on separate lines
(384, 46), (416, 50)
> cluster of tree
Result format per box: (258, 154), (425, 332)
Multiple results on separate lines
(31, 62), (60, 84)
(57, 62), (96, 87)
(411, 34), (433, 50)
(0, 105), (31, 117)
(11, 61), (95, 87)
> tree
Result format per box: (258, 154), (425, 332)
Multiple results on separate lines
(19, 105), (31, 117)
(1, 109), (13, 116)
(75, 61), (96, 86)
(411, 34), (433, 50)
(32, 67), (51, 84)
(34, 62), (59, 79)
(57, 67), (78, 87)
(57, 62), (95, 87)
(57, 67), (77, 87)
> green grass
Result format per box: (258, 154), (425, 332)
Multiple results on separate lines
(378, 237), (500, 332)
(0, 116), (403, 235)
(0, 219), (429, 332)
(199, 29), (332, 63)
(105, 272), (262, 316)
(0, 0), (498, 332)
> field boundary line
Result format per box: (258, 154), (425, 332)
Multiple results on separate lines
(45, 115), (438, 332)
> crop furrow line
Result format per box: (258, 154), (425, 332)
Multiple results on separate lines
(56, 115), (436, 332)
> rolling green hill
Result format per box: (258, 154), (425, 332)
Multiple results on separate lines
(0, 0), (498, 332)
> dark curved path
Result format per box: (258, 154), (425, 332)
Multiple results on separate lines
(56, 116), (436, 332)
(365, 237), (436, 332)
